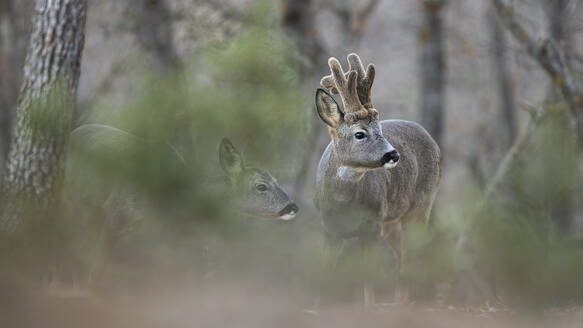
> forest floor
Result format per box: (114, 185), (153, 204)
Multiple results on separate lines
(3, 281), (583, 328)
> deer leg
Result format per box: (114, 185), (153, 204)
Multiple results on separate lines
(382, 219), (408, 304)
(358, 239), (377, 307)
(396, 224), (409, 303)
(314, 232), (344, 308)
(323, 232), (344, 269)
(363, 282), (375, 306)
(87, 208), (114, 287)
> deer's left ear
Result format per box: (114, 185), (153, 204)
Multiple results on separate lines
(315, 88), (343, 128)
(219, 138), (245, 178)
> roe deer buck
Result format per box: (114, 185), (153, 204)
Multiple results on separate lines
(314, 54), (441, 305)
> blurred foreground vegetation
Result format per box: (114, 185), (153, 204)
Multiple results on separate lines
(1, 0), (583, 312)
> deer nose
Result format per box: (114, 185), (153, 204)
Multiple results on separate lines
(278, 203), (298, 220)
(381, 150), (400, 167)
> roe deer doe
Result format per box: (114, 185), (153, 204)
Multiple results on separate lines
(67, 124), (298, 224)
(64, 124), (298, 284)
(314, 54), (441, 305)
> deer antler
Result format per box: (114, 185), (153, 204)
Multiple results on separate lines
(320, 53), (378, 123)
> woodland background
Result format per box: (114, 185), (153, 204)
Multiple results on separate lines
(2, 0), (583, 327)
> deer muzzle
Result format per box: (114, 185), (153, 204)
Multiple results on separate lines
(278, 203), (298, 221)
(381, 150), (400, 169)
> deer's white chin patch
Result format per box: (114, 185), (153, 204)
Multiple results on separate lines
(383, 160), (398, 169)
(279, 213), (297, 221)
(337, 166), (366, 181)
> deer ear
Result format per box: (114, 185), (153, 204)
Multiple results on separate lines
(219, 138), (245, 178)
(315, 88), (343, 127)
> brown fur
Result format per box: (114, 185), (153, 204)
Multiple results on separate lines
(328, 127), (338, 139)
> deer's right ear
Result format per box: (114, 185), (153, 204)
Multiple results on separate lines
(219, 138), (245, 178)
(315, 88), (343, 128)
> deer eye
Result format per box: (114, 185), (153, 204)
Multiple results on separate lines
(355, 132), (366, 139)
(255, 183), (268, 192)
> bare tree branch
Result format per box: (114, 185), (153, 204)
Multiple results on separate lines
(484, 102), (546, 200)
(351, 0), (381, 37)
(324, 0), (382, 45)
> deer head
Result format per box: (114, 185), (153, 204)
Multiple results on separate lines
(219, 138), (298, 220)
(315, 53), (400, 180)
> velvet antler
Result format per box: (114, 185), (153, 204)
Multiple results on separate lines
(320, 53), (378, 123)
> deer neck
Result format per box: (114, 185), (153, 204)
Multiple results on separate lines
(324, 147), (367, 203)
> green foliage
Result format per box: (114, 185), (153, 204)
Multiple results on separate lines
(55, 1), (313, 292)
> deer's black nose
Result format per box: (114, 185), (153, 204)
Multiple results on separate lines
(279, 203), (298, 216)
(278, 203), (298, 219)
(381, 150), (400, 166)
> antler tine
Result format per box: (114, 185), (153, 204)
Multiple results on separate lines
(320, 59), (342, 95)
(347, 53), (376, 110)
(321, 74), (340, 95)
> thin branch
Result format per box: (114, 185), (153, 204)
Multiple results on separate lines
(352, 0), (381, 37)
(484, 102), (545, 200)
(199, 0), (246, 24)
(573, 52), (583, 70)
(321, 0), (382, 40)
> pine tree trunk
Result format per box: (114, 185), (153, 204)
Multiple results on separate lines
(0, 1), (32, 176)
(0, 0), (88, 233)
(419, 0), (446, 148)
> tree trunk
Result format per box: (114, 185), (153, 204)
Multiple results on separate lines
(1, 0), (88, 233)
(281, 0), (327, 197)
(0, 1), (32, 176)
(281, 0), (325, 75)
(419, 0), (446, 148)
(547, 0), (573, 66)
(489, 6), (516, 147)
(545, 0), (577, 236)
(131, 0), (180, 73)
